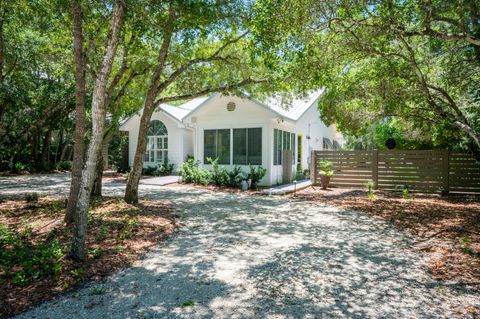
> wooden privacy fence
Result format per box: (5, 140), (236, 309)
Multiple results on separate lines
(311, 150), (480, 194)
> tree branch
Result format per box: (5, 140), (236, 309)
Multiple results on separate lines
(154, 78), (268, 107)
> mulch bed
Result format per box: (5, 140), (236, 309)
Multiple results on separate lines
(0, 195), (178, 317)
(294, 187), (480, 285)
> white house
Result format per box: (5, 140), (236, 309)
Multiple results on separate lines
(119, 91), (343, 186)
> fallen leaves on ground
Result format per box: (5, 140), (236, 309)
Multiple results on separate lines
(0, 195), (177, 317)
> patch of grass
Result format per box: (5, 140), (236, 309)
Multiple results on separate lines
(89, 286), (105, 296)
(90, 248), (105, 259)
(24, 192), (39, 203)
(180, 300), (195, 308)
(460, 236), (477, 256)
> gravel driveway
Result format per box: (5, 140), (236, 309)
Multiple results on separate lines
(1, 174), (479, 319)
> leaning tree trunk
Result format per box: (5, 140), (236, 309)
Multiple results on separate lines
(70, 0), (126, 261)
(91, 126), (115, 197)
(124, 7), (175, 203)
(124, 97), (155, 203)
(66, 0), (87, 223)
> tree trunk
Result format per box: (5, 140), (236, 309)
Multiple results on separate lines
(102, 140), (109, 169)
(41, 128), (52, 166)
(32, 130), (39, 164)
(70, 0), (126, 261)
(66, 0), (87, 224)
(91, 154), (103, 197)
(60, 143), (69, 162)
(124, 100), (155, 203)
(0, 5), (4, 119)
(124, 5), (175, 203)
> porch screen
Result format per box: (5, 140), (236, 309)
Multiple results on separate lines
(204, 129), (230, 164)
(233, 128), (262, 165)
(273, 129), (295, 165)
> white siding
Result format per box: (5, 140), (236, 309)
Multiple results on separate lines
(296, 101), (339, 172)
(120, 94), (342, 186)
(184, 95), (276, 186)
(121, 110), (188, 170)
(182, 129), (194, 161)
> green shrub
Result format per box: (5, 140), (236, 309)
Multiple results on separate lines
(318, 161), (334, 176)
(142, 166), (158, 176)
(10, 162), (25, 173)
(179, 158), (210, 185)
(207, 157), (228, 186)
(226, 166), (244, 188)
(118, 215), (139, 240)
(248, 165), (267, 189)
(25, 192), (39, 203)
(157, 158), (174, 176)
(0, 225), (64, 286)
(142, 158), (175, 176)
(366, 180), (376, 199)
(55, 161), (72, 171)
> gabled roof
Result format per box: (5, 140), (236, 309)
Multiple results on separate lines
(159, 96), (209, 122)
(252, 89), (324, 121)
(121, 90), (324, 129)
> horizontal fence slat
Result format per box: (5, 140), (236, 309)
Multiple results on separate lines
(312, 149), (479, 194)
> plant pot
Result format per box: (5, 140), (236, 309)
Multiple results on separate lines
(320, 174), (331, 190)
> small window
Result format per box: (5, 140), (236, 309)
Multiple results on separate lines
(233, 129), (247, 165)
(204, 129), (230, 164)
(323, 137), (333, 150)
(233, 128), (262, 165)
(247, 128), (262, 165)
(145, 121), (168, 164)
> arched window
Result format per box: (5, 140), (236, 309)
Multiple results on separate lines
(145, 120), (168, 164)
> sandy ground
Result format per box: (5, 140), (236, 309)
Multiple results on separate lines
(1, 173), (478, 319)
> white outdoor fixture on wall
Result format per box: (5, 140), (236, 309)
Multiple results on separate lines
(227, 102), (236, 111)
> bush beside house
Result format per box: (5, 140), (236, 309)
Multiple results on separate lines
(179, 157), (267, 189)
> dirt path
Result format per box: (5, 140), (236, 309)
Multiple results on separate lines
(1, 174), (478, 318)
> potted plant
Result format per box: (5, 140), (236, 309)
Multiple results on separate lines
(318, 161), (334, 190)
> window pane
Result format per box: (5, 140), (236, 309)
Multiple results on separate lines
(217, 129), (230, 164)
(157, 137), (162, 149)
(291, 133), (295, 157)
(164, 150), (168, 161)
(156, 150), (163, 163)
(204, 130), (216, 162)
(144, 151), (149, 162)
(247, 128), (262, 165)
(233, 129), (247, 165)
(273, 129), (278, 165)
(164, 137), (168, 149)
(276, 129), (283, 165)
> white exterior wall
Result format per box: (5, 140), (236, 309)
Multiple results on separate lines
(296, 101), (340, 172)
(184, 95), (275, 186)
(120, 110), (188, 171)
(120, 94), (342, 186)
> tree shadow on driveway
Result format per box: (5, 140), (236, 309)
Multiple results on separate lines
(9, 180), (480, 319)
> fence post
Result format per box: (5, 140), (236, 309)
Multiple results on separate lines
(372, 150), (379, 189)
(311, 151), (317, 185)
(442, 150), (450, 194)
